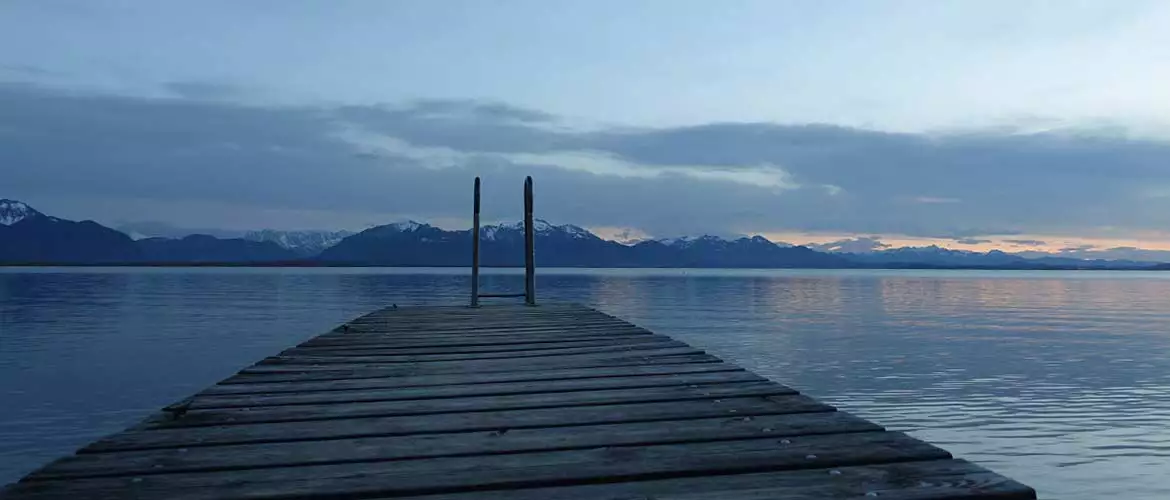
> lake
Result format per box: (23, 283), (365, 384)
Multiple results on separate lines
(2, 267), (1169, 499)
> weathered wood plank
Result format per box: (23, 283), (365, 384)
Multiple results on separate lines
(84, 395), (832, 452)
(239, 347), (708, 373)
(332, 319), (641, 333)
(404, 459), (1037, 500)
(31, 412), (880, 480)
(313, 325), (641, 339)
(188, 370), (770, 409)
(296, 332), (659, 350)
(146, 380), (794, 428)
(261, 341), (691, 365)
(7, 432), (951, 499)
(206, 362), (745, 395)
(224, 353), (721, 383)
(285, 336), (672, 355)
(346, 315), (616, 327)
(346, 304), (592, 319)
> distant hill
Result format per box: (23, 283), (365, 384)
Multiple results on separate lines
(845, 246), (1025, 267)
(647, 235), (841, 268)
(244, 229), (354, 257)
(844, 245), (1154, 270)
(0, 199), (141, 264)
(138, 235), (298, 263)
(1, 199), (296, 264)
(319, 221), (471, 266)
(319, 219), (848, 268)
(2, 198), (1166, 269)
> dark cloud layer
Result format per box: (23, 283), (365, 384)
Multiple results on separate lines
(4, 82), (1170, 239)
(1004, 239), (1049, 246)
(954, 238), (993, 245)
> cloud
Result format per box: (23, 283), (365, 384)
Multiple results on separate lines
(163, 81), (249, 101)
(6, 82), (1170, 240)
(0, 63), (60, 78)
(954, 237), (992, 245)
(1052, 246), (1170, 263)
(403, 99), (557, 124)
(336, 102), (1170, 237)
(1004, 239), (1048, 246)
(909, 196), (961, 204)
(807, 236), (890, 254)
(590, 227), (652, 245)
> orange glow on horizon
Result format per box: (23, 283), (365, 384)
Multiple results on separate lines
(584, 225), (1170, 254)
(753, 231), (1170, 253)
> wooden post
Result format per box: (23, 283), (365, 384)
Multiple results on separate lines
(524, 176), (536, 306)
(470, 177), (481, 308)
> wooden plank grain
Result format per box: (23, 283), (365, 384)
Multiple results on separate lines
(310, 322), (643, 340)
(224, 353), (722, 383)
(238, 347), (708, 374)
(206, 362), (746, 395)
(30, 412), (881, 480)
(83, 395), (833, 452)
(6, 432), (952, 499)
(284, 336), (672, 356)
(407, 459), (1037, 500)
(261, 341), (691, 365)
(296, 333), (659, 351)
(335, 316), (631, 331)
(145, 380), (795, 428)
(188, 370), (771, 409)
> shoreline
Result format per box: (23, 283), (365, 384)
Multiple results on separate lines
(1, 262), (1166, 271)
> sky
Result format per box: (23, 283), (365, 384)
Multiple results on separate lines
(4, 1), (1170, 259)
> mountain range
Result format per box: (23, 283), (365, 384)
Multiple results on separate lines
(0, 199), (295, 264)
(1, 198), (1165, 269)
(318, 220), (844, 267)
(243, 229), (354, 257)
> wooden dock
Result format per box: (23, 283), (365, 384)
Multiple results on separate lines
(2, 303), (1036, 499)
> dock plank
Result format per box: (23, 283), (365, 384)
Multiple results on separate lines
(261, 340), (691, 364)
(30, 412), (881, 480)
(411, 459), (1036, 500)
(0, 303), (1035, 500)
(8, 432), (952, 499)
(188, 370), (770, 409)
(82, 395), (835, 452)
(238, 347), (709, 373)
(283, 336), (673, 355)
(144, 380), (794, 428)
(224, 353), (722, 383)
(207, 362), (747, 395)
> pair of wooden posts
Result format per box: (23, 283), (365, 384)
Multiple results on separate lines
(470, 176), (535, 307)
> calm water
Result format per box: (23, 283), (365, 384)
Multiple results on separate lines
(2, 268), (1170, 498)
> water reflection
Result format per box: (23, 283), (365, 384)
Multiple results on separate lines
(2, 268), (1170, 499)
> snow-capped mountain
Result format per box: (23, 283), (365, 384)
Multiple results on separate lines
(0, 199), (43, 226)
(321, 218), (618, 265)
(842, 245), (1024, 266)
(656, 235), (731, 248)
(0, 199), (140, 263)
(655, 231), (757, 247)
(3, 199), (1162, 268)
(244, 229), (354, 257)
(318, 219), (845, 268)
(481, 219), (594, 241)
